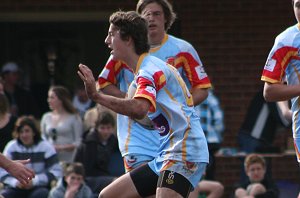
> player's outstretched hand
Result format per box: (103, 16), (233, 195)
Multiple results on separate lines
(77, 63), (97, 100)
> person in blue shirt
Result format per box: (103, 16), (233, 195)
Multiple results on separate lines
(195, 89), (224, 180)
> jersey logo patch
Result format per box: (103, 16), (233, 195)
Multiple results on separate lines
(166, 171), (175, 184)
(145, 85), (156, 96)
(152, 114), (170, 136)
(195, 66), (207, 80)
(264, 58), (276, 72)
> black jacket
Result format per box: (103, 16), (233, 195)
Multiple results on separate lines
(236, 177), (279, 198)
(74, 129), (118, 176)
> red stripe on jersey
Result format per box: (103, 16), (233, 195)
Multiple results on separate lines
(174, 52), (211, 88)
(98, 60), (129, 88)
(153, 71), (166, 91)
(262, 46), (298, 82)
(135, 77), (158, 112)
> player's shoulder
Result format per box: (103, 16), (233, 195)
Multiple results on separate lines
(280, 24), (298, 35)
(275, 24), (299, 44)
(140, 55), (167, 75)
(145, 54), (166, 68)
(167, 34), (195, 51)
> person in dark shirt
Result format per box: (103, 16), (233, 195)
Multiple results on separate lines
(1, 62), (40, 118)
(237, 89), (291, 154)
(234, 154), (279, 198)
(73, 111), (119, 196)
(0, 93), (17, 152)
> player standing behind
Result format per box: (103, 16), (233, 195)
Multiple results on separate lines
(261, 1), (300, 197)
(98, 0), (211, 173)
(261, 0), (300, 174)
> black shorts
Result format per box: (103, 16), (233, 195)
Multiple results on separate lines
(130, 164), (192, 198)
(130, 164), (158, 197)
(157, 170), (192, 198)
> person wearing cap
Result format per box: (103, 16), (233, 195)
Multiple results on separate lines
(1, 62), (40, 118)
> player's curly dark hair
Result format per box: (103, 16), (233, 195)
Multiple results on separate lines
(109, 11), (150, 55)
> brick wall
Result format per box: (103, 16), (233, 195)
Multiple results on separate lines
(175, 0), (295, 148)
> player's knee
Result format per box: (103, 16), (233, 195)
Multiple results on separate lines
(98, 189), (107, 198)
(235, 188), (247, 197)
(215, 182), (224, 194)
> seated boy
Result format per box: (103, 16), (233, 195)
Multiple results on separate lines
(48, 162), (93, 198)
(234, 154), (279, 198)
(74, 111), (120, 195)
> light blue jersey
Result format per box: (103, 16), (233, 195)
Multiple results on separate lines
(133, 53), (209, 163)
(150, 34), (211, 90)
(99, 56), (160, 163)
(99, 34), (211, 171)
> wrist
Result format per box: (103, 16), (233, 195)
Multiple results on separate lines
(3, 158), (13, 170)
(91, 91), (100, 101)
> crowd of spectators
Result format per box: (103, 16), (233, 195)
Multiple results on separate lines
(0, 63), (122, 198)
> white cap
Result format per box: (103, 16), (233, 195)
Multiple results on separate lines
(1, 62), (19, 73)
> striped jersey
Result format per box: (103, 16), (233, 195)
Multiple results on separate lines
(194, 90), (224, 143)
(0, 139), (62, 187)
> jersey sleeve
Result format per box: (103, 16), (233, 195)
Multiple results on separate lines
(172, 47), (211, 89)
(261, 40), (298, 83)
(134, 70), (166, 112)
(98, 57), (128, 88)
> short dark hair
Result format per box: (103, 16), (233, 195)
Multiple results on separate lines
(14, 116), (42, 144)
(64, 162), (85, 177)
(136, 0), (176, 31)
(109, 11), (150, 55)
(95, 111), (115, 128)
